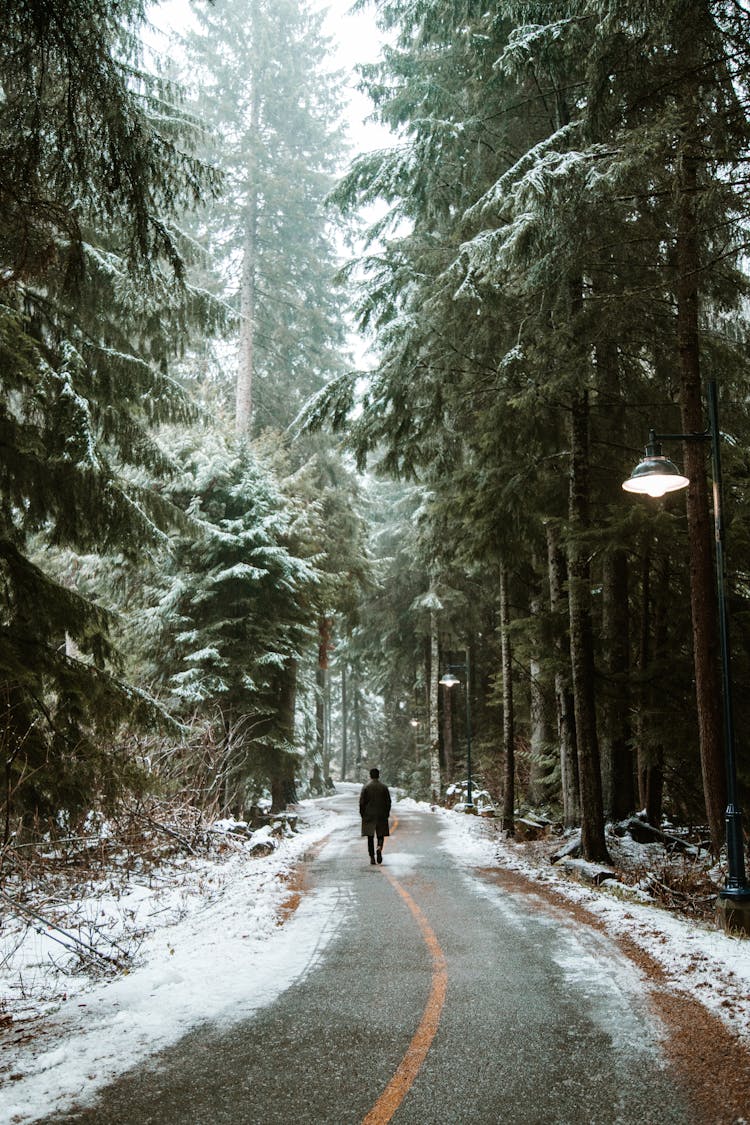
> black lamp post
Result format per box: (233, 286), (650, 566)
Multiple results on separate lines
(439, 653), (474, 811)
(623, 380), (750, 916)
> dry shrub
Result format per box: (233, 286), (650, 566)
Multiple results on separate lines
(625, 854), (720, 922)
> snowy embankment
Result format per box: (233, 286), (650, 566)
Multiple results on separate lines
(439, 808), (750, 1047)
(0, 796), (351, 1125)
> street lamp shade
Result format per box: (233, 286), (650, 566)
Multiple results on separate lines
(622, 452), (689, 498)
(439, 672), (460, 688)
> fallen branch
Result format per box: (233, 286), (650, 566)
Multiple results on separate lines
(205, 826), (251, 845)
(136, 813), (198, 856)
(0, 888), (125, 970)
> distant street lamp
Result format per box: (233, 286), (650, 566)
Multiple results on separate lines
(622, 380), (750, 924)
(440, 654), (474, 810)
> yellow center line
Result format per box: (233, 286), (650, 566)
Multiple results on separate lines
(361, 818), (447, 1125)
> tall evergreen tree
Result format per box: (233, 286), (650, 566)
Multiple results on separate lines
(181, 0), (347, 434)
(0, 0), (220, 826)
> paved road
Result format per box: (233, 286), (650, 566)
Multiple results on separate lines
(53, 792), (693, 1124)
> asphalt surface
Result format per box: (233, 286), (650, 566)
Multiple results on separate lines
(50, 792), (694, 1125)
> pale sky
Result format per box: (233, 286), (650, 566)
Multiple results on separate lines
(316, 0), (394, 153)
(148, 0), (393, 155)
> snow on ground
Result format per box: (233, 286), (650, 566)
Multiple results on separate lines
(3, 792), (750, 1123)
(438, 809), (750, 1047)
(0, 796), (353, 1125)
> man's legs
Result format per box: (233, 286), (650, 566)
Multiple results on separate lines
(367, 834), (376, 864)
(376, 834), (384, 864)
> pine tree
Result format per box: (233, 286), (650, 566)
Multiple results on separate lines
(180, 0), (347, 433)
(139, 428), (324, 812)
(0, 0), (221, 827)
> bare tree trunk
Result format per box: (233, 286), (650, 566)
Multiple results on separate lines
(500, 562), (515, 835)
(2, 685), (29, 845)
(313, 616), (332, 792)
(601, 547), (634, 819)
(529, 562), (553, 804)
(546, 522), (579, 827)
(637, 548), (652, 814)
(278, 661), (297, 745)
(220, 707), (237, 816)
(441, 680), (453, 787)
(325, 682), (332, 777)
(314, 664), (325, 781)
(235, 73), (260, 434)
(235, 217), (256, 432)
(639, 546), (670, 826)
(341, 664), (348, 782)
(545, 89), (581, 830)
(270, 660), (298, 812)
(568, 389), (608, 861)
(676, 131), (725, 853)
(429, 610), (441, 803)
(595, 332), (634, 820)
(353, 673), (363, 774)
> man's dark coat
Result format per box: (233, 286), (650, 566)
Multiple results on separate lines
(359, 778), (391, 838)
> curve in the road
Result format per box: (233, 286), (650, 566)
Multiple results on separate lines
(361, 817), (448, 1125)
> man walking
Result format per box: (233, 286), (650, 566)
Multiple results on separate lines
(359, 767), (391, 865)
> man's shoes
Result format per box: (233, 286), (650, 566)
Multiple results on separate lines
(376, 848), (382, 864)
(370, 855), (376, 865)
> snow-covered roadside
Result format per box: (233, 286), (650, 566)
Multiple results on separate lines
(4, 795), (749, 1123)
(438, 809), (750, 1047)
(1, 796), (353, 1125)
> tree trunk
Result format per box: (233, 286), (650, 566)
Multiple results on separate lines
(637, 548), (652, 814)
(500, 562), (515, 835)
(341, 664), (348, 782)
(546, 522), (579, 827)
(315, 615), (332, 788)
(1, 684), (29, 845)
(271, 659), (298, 811)
(220, 706), (237, 816)
(441, 679), (454, 787)
(529, 561), (553, 804)
(324, 670), (332, 778)
(353, 672), (363, 773)
(235, 75), (260, 434)
(676, 135), (726, 853)
(644, 575), (666, 831)
(547, 90), (582, 831)
(595, 330), (634, 820)
(601, 547), (634, 819)
(429, 609), (441, 803)
(315, 664), (325, 778)
(279, 659), (297, 745)
(568, 389), (608, 861)
(637, 549), (668, 826)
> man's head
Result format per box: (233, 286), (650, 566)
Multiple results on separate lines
(369, 767), (380, 779)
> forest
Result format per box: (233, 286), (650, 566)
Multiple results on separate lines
(2, 0), (750, 879)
